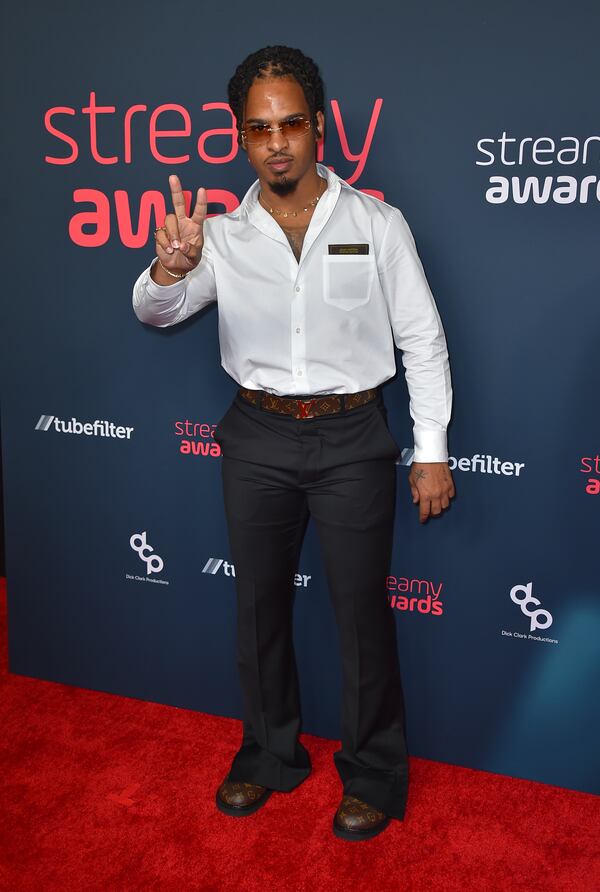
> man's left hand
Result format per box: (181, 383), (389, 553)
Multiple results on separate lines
(408, 462), (455, 523)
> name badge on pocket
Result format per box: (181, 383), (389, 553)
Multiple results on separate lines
(328, 244), (370, 255)
(323, 246), (375, 311)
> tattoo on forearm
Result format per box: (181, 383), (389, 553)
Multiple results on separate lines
(414, 470), (427, 480)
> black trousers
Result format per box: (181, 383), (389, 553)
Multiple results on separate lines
(213, 388), (409, 820)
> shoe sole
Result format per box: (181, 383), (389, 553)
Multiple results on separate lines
(215, 788), (273, 817)
(332, 816), (390, 841)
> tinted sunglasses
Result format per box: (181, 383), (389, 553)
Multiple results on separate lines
(241, 114), (313, 145)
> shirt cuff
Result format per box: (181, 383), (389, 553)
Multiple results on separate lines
(144, 257), (188, 300)
(413, 429), (448, 463)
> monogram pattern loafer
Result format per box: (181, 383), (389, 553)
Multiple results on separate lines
(215, 777), (273, 816)
(333, 794), (390, 841)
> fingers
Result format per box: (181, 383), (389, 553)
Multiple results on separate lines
(419, 494), (450, 521)
(430, 498), (443, 517)
(155, 214), (193, 269)
(169, 174), (187, 221)
(155, 226), (173, 256)
(191, 187), (208, 226)
(168, 176), (207, 231)
(163, 212), (181, 251)
(445, 467), (456, 499)
(155, 215), (198, 270)
(176, 240), (201, 267)
(412, 484), (454, 522)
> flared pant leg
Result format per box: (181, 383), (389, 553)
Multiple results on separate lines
(222, 455), (313, 792)
(306, 459), (409, 820)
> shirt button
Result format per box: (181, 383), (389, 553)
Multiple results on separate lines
(295, 286), (301, 292)
(295, 327), (301, 334)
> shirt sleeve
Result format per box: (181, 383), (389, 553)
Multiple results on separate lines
(132, 238), (217, 328)
(377, 207), (452, 463)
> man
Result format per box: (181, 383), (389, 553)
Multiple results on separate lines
(132, 45), (454, 841)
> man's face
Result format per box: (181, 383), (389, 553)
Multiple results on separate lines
(242, 75), (324, 196)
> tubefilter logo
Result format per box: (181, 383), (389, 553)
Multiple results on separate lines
(399, 448), (524, 477)
(35, 414), (134, 439)
(202, 557), (312, 589)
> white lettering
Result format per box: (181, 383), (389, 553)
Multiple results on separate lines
(510, 582), (553, 632)
(130, 531), (164, 576)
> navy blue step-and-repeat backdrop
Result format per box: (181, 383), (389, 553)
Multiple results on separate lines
(1, 0), (599, 795)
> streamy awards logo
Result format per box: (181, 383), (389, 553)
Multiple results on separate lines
(174, 420), (221, 458)
(387, 574), (445, 617)
(44, 92), (385, 246)
(476, 130), (600, 205)
(579, 454), (600, 495)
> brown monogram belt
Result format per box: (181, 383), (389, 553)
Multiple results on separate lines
(238, 387), (379, 420)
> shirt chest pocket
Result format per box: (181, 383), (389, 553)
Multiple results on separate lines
(322, 254), (376, 311)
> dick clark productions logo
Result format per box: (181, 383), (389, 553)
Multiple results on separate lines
(130, 531), (164, 575)
(510, 582), (553, 631)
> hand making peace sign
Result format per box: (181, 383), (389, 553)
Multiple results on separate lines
(154, 174), (207, 274)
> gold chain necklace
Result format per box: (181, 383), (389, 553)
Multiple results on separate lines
(259, 177), (326, 219)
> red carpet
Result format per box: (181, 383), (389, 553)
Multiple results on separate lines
(0, 578), (598, 892)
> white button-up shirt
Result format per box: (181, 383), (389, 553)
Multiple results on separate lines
(132, 163), (452, 462)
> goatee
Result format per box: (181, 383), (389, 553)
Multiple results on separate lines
(268, 175), (300, 197)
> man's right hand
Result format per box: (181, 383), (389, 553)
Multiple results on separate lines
(151, 174), (207, 283)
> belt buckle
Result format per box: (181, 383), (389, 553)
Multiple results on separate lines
(295, 398), (317, 420)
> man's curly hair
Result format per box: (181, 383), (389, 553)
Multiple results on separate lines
(228, 45), (325, 145)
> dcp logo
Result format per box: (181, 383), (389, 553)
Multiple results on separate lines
(130, 531), (164, 576)
(510, 582), (553, 631)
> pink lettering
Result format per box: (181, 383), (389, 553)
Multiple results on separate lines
(580, 456), (600, 474)
(180, 439), (222, 457)
(149, 104), (192, 164)
(114, 190), (167, 248)
(45, 107), (78, 164)
(69, 189), (110, 247)
(330, 98), (383, 184)
(124, 104), (148, 164)
(388, 592), (444, 616)
(198, 103), (239, 164)
(206, 189), (240, 216)
(82, 91), (118, 164)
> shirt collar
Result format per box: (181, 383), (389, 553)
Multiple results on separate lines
(239, 162), (342, 219)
